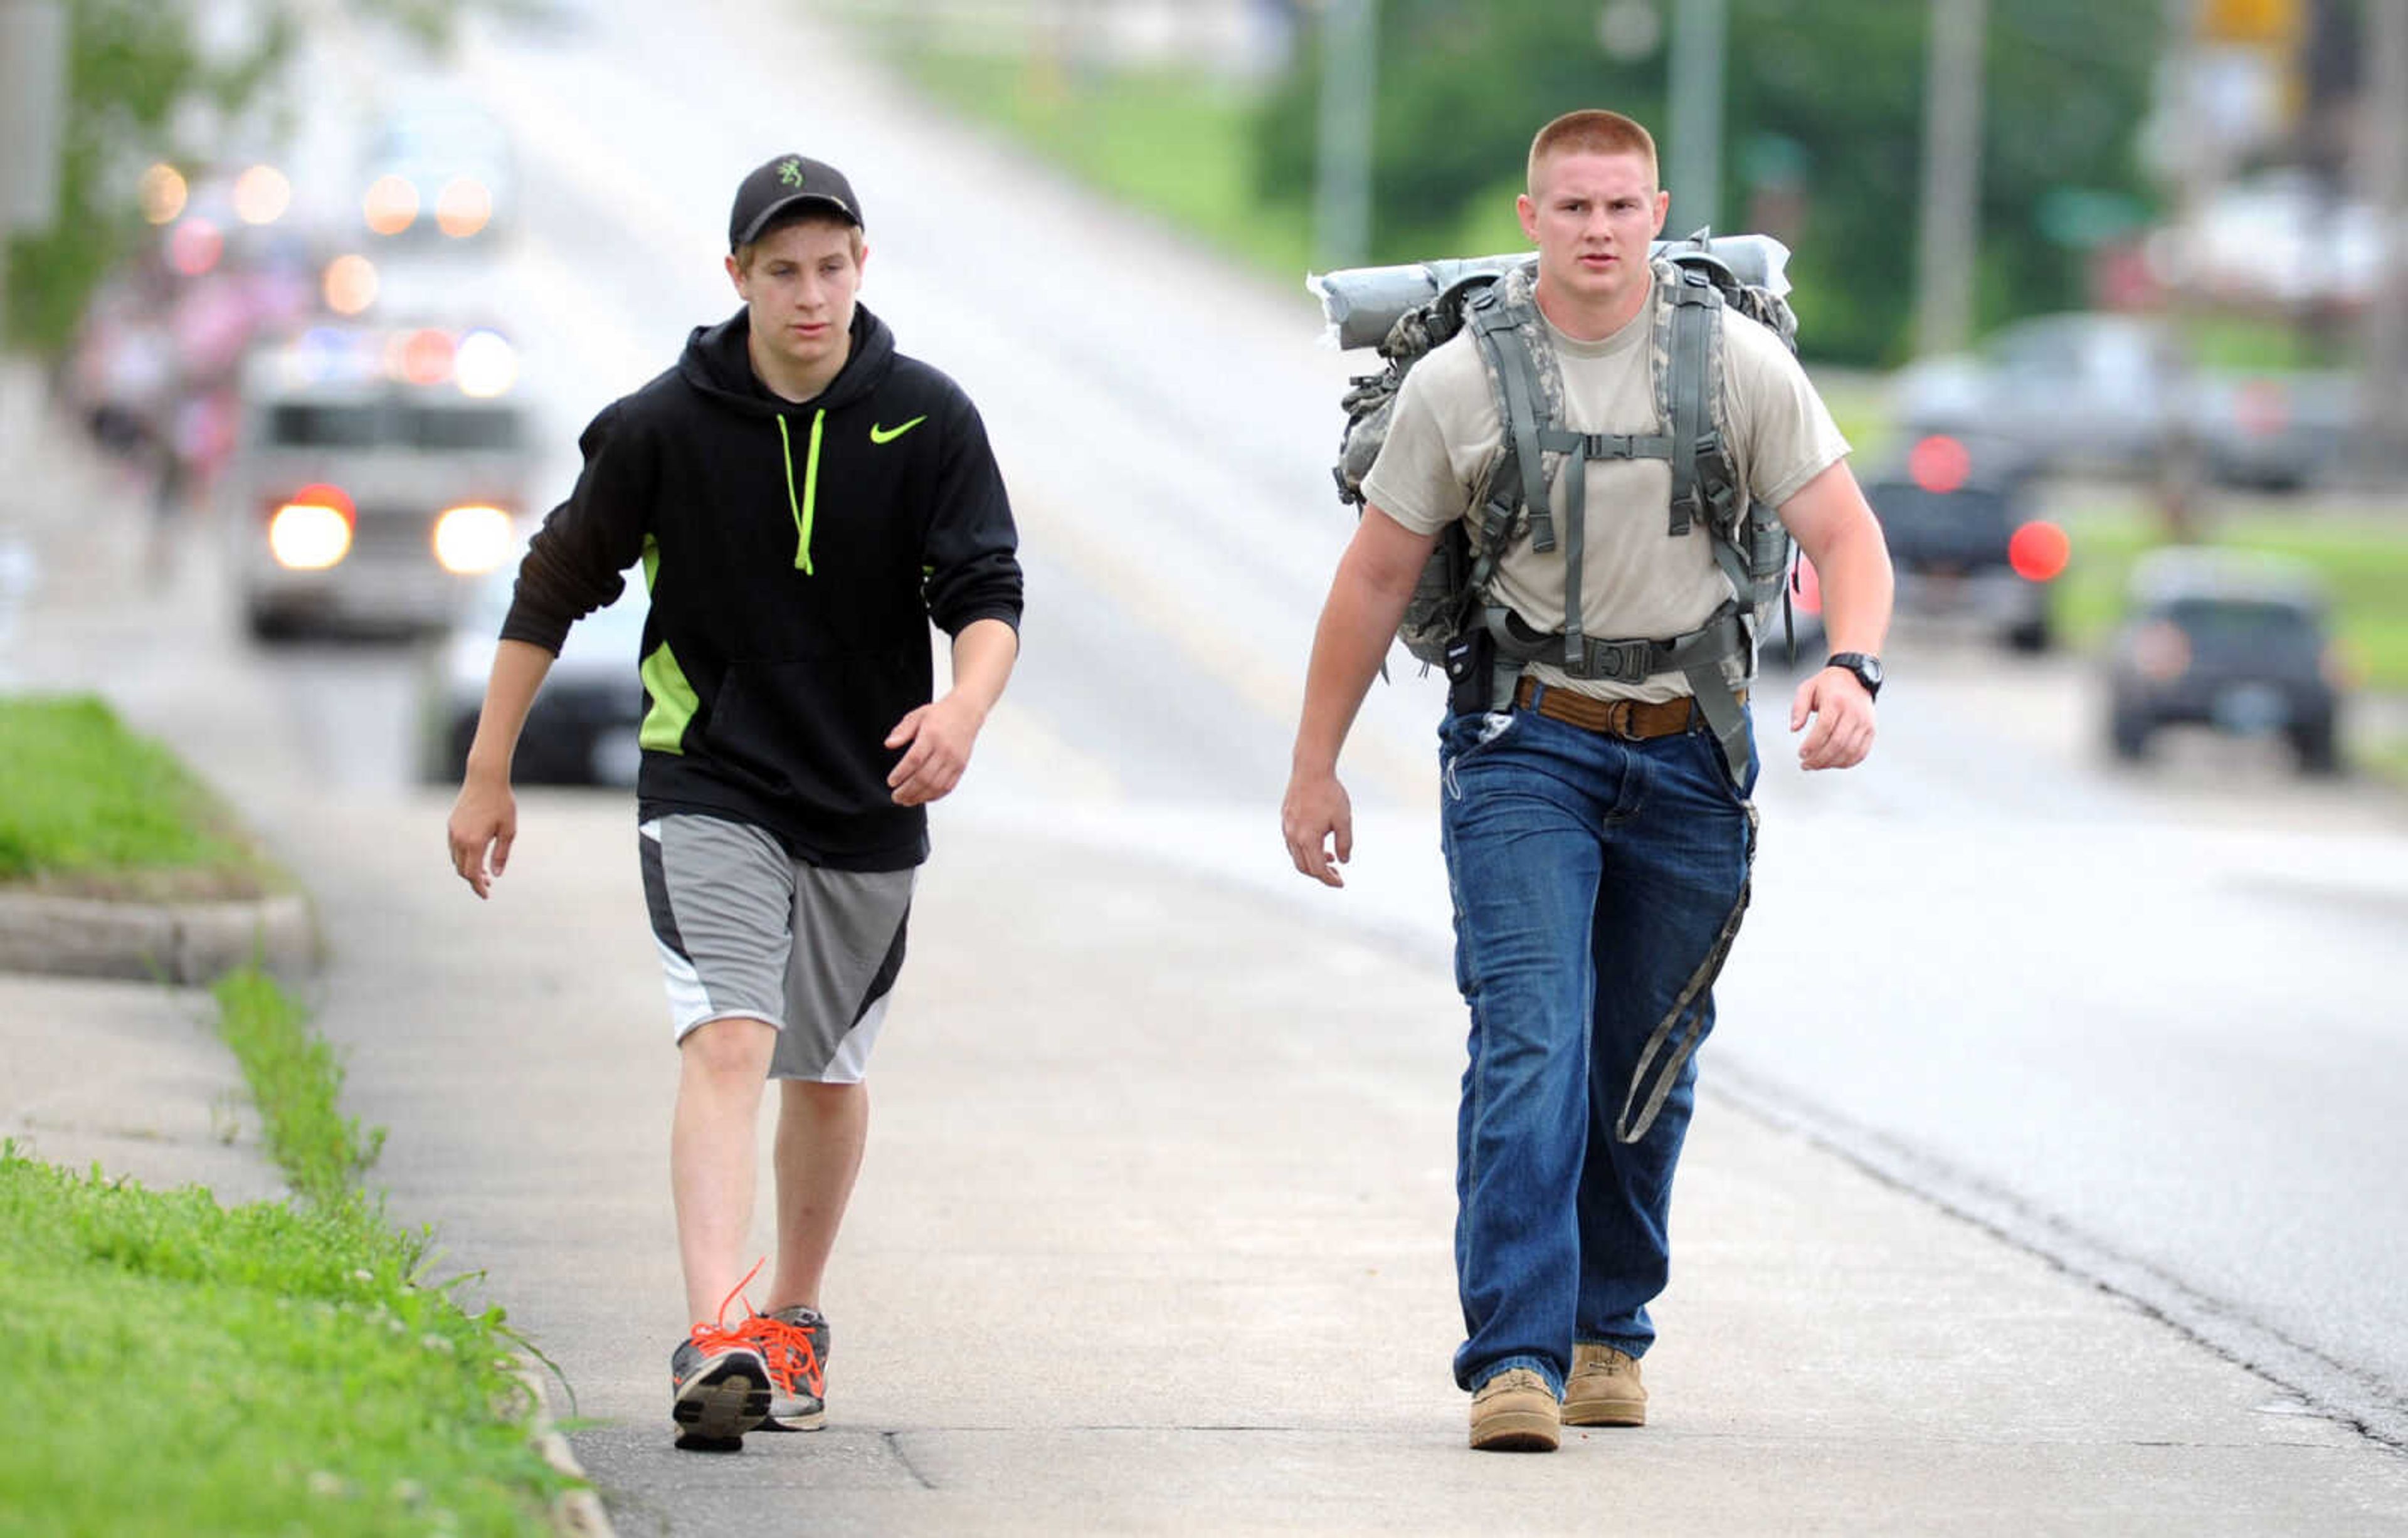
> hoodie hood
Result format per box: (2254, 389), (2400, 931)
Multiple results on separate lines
(676, 304), (900, 576)
(678, 303), (897, 416)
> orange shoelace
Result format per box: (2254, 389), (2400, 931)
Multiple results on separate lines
(739, 1312), (825, 1398)
(685, 1258), (768, 1359)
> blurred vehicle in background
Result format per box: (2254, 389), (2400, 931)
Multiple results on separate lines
(356, 95), (515, 250)
(1890, 313), (2353, 492)
(420, 566), (648, 787)
(1780, 431), (2067, 660)
(2104, 549), (2348, 774)
(223, 315), (533, 639)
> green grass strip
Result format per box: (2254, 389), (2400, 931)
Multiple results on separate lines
(0, 693), (277, 898)
(213, 965), (386, 1209)
(0, 968), (569, 1532)
(0, 1147), (566, 1535)
(885, 45), (1318, 283)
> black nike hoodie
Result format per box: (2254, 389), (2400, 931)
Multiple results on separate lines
(502, 304), (1023, 868)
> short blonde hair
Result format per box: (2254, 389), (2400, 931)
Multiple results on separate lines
(734, 211), (866, 274)
(1526, 110), (1660, 196)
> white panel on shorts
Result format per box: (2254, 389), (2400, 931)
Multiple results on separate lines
(815, 993), (895, 1085)
(641, 814), (914, 1082)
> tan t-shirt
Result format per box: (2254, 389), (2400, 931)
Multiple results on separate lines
(1361, 280), (1849, 701)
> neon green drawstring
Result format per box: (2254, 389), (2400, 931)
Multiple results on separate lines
(774, 411), (825, 574)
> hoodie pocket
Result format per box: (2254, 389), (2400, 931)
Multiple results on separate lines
(703, 655), (917, 813)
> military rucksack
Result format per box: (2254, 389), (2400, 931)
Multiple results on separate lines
(1320, 233), (1804, 1147)
(1324, 232), (1803, 785)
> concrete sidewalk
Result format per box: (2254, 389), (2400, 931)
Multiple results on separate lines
(0, 971), (286, 1208)
(319, 794), (2408, 1535)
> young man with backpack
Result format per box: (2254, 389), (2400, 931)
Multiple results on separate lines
(1282, 110), (1893, 1451)
(446, 152), (1023, 1451)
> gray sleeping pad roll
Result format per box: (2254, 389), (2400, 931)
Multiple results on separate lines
(1314, 232), (1792, 352)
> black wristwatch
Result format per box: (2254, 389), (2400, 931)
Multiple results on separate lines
(1825, 651), (1884, 700)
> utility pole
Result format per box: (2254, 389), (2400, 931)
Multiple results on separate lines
(1314, 0), (1378, 270)
(0, 0), (70, 347)
(1914, 0), (1987, 357)
(1666, 0), (1727, 236)
(2362, 0), (2408, 471)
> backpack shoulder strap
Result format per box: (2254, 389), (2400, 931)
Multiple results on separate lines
(1664, 262), (1773, 611)
(1666, 264), (1722, 539)
(1465, 286), (1556, 556)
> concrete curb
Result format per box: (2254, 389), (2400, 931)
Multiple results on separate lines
(0, 890), (318, 984)
(514, 1357), (614, 1537)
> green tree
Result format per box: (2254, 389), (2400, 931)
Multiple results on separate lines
(4, 0), (462, 357)
(1254, 0), (2162, 364)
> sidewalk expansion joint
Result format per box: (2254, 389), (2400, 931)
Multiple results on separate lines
(881, 1430), (936, 1490)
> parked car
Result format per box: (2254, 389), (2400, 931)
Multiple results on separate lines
(223, 318), (535, 639)
(420, 564), (648, 787)
(1779, 432), (2066, 658)
(1891, 312), (2352, 492)
(2103, 549), (2348, 774)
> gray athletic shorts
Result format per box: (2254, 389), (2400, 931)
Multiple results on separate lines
(638, 814), (914, 1083)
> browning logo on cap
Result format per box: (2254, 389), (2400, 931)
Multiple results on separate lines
(778, 158), (805, 187)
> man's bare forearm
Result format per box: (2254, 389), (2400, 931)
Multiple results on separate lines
(946, 617), (1020, 722)
(1812, 512), (1894, 658)
(463, 639), (557, 784)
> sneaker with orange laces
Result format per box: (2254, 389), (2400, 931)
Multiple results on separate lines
(740, 1305), (829, 1431)
(670, 1325), (770, 1451)
(670, 1265), (773, 1451)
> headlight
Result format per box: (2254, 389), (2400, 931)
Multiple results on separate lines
(324, 254), (378, 315)
(453, 329), (517, 398)
(432, 505), (515, 574)
(364, 174), (420, 235)
(139, 162), (187, 224)
(268, 490), (354, 571)
(233, 164), (292, 226)
(436, 177), (494, 238)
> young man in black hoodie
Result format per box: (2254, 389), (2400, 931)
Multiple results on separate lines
(446, 153), (1023, 1451)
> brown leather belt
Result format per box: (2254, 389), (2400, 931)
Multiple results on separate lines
(1513, 677), (1743, 740)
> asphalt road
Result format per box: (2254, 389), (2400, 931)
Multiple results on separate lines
(113, 0), (2408, 1455)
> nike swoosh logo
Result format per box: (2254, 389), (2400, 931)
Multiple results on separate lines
(869, 416), (926, 445)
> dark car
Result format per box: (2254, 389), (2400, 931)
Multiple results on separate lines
(2104, 550), (2347, 774)
(1782, 432), (2066, 658)
(420, 564), (648, 786)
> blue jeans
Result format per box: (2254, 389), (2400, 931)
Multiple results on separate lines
(1437, 698), (1756, 1394)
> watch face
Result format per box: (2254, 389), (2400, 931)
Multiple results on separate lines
(1830, 653), (1883, 693)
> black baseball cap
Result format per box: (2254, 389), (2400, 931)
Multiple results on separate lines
(728, 154), (863, 250)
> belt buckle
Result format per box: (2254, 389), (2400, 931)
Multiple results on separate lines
(1601, 698), (1638, 739)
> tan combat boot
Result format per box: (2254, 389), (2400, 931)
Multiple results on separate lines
(1561, 1342), (1647, 1426)
(1468, 1367), (1560, 1452)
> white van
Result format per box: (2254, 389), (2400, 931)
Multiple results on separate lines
(224, 320), (533, 639)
